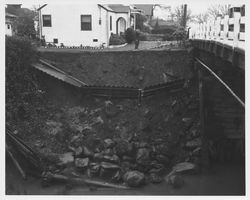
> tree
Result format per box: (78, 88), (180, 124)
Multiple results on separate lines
(194, 13), (209, 23)
(6, 6), (36, 38)
(173, 5), (192, 27)
(135, 13), (147, 31)
(207, 5), (230, 20)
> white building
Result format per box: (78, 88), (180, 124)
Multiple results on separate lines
(38, 4), (132, 47)
(5, 12), (17, 36)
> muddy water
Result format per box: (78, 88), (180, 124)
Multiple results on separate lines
(6, 159), (245, 195)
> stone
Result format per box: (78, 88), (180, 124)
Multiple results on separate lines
(93, 116), (104, 124)
(149, 173), (163, 184)
(136, 148), (150, 165)
(104, 138), (116, 148)
(103, 155), (120, 164)
(46, 121), (63, 135)
(58, 152), (74, 167)
(83, 146), (94, 158)
(75, 158), (89, 169)
(168, 175), (184, 188)
(100, 162), (120, 178)
(104, 148), (114, 156)
(155, 154), (170, 165)
(111, 170), (122, 182)
(122, 155), (133, 162)
(74, 146), (83, 157)
(123, 171), (145, 187)
(138, 142), (149, 149)
(172, 162), (198, 174)
(192, 147), (201, 156)
(149, 167), (166, 175)
(115, 139), (132, 156)
(89, 163), (100, 176)
(93, 152), (104, 162)
(185, 138), (202, 150)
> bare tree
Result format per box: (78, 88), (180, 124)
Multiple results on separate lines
(173, 5), (192, 27)
(207, 5), (230, 20)
(194, 13), (209, 23)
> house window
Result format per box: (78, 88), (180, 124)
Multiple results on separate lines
(53, 38), (58, 44)
(229, 24), (234, 31)
(110, 16), (112, 31)
(81, 15), (92, 31)
(7, 24), (11, 29)
(42, 15), (51, 27)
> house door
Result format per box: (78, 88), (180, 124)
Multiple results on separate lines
(116, 17), (126, 35)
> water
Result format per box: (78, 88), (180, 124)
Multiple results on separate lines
(6, 159), (245, 195)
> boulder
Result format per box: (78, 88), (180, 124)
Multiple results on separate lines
(83, 146), (94, 158)
(185, 138), (202, 150)
(88, 162), (101, 176)
(172, 162), (198, 174)
(74, 146), (83, 157)
(103, 155), (120, 164)
(57, 152), (74, 167)
(104, 139), (116, 148)
(155, 154), (170, 165)
(93, 152), (104, 162)
(123, 171), (145, 187)
(75, 158), (89, 169)
(115, 139), (132, 156)
(168, 175), (184, 188)
(104, 148), (114, 156)
(149, 173), (163, 184)
(136, 148), (150, 165)
(100, 162), (120, 178)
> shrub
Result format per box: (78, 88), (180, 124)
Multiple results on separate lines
(125, 28), (135, 44)
(172, 27), (187, 41)
(109, 33), (126, 45)
(162, 33), (173, 41)
(6, 36), (41, 122)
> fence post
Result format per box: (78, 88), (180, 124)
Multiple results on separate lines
(223, 15), (229, 43)
(233, 12), (241, 48)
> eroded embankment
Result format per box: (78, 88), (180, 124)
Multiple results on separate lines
(38, 49), (194, 88)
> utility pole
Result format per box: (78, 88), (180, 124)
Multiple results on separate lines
(183, 4), (187, 28)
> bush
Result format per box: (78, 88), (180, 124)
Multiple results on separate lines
(6, 36), (40, 122)
(151, 25), (178, 35)
(162, 33), (173, 41)
(125, 28), (135, 44)
(109, 33), (126, 45)
(172, 27), (187, 41)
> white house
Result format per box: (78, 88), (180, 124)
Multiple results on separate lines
(5, 12), (17, 36)
(37, 4), (132, 47)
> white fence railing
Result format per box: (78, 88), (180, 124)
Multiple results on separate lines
(190, 12), (245, 50)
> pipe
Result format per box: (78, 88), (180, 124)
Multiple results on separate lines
(195, 57), (245, 108)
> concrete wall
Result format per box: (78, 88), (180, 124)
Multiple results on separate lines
(40, 4), (130, 47)
(39, 49), (194, 88)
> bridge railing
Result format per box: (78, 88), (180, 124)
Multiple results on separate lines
(190, 11), (245, 50)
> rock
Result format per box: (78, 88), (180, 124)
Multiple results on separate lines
(168, 175), (184, 188)
(122, 155), (133, 162)
(93, 152), (104, 162)
(138, 142), (149, 149)
(104, 148), (114, 156)
(75, 158), (89, 169)
(172, 162), (198, 174)
(192, 147), (201, 156)
(89, 163), (100, 176)
(111, 170), (122, 182)
(149, 173), (163, 184)
(149, 167), (166, 175)
(155, 154), (170, 165)
(123, 171), (145, 187)
(83, 146), (94, 158)
(74, 146), (83, 157)
(155, 144), (170, 156)
(93, 116), (104, 124)
(100, 162), (120, 178)
(104, 138), (116, 148)
(46, 121), (63, 135)
(103, 155), (120, 164)
(115, 139), (132, 156)
(185, 138), (202, 150)
(136, 148), (150, 165)
(58, 152), (74, 167)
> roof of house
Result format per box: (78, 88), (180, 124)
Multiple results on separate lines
(5, 12), (17, 18)
(134, 4), (154, 16)
(106, 4), (130, 13)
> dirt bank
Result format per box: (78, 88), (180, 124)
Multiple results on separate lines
(38, 49), (194, 88)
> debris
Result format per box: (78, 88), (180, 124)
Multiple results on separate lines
(168, 174), (184, 188)
(136, 148), (150, 165)
(149, 173), (163, 184)
(58, 152), (74, 167)
(123, 170), (145, 187)
(185, 138), (202, 150)
(104, 138), (116, 148)
(42, 172), (129, 189)
(75, 158), (89, 169)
